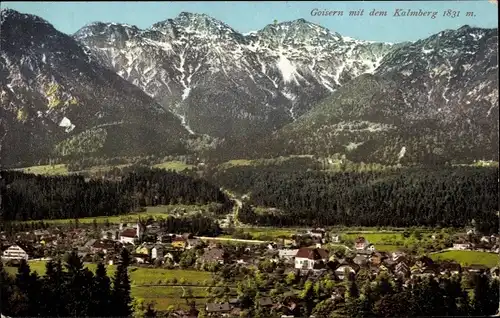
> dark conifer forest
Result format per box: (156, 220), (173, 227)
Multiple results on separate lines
(212, 166), (498, 233)
(0, 168), (232, 221)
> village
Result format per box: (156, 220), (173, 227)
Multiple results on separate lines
(1, 221), (499, 317)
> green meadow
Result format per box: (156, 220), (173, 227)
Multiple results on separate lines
(430, 251), (499, 268)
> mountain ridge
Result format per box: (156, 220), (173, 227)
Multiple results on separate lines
(1, 9), (498, 166)
(74, 11), (403, 138)
(0, 8), (191, 167)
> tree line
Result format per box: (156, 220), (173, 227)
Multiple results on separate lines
(0, 168), (232, 221)
(0, 248), (150, 317)
(212, 166), (499, 233)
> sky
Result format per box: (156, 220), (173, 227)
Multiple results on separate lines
(1, 1), (498, 42)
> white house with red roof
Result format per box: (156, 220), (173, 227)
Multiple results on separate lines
(294, 247), (329, 270)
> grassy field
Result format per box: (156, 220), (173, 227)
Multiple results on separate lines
(240, 227), (298, 240)
(12, 161), (193, 176)
(18, 204), (211, 224)
(430, 251), (499, 267)
(132, 286), (209, 310)
(374, 244), (403, 252)
(5, 261), (213, 285)
(219, 159), (255, 169)
(16, 164), (69, 175)
(341, 232), (404, 244)
(152, 161), (194, 172)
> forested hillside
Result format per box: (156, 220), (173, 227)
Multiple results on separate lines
(0, 168), (232, 221)
(212, 166), (498, 233)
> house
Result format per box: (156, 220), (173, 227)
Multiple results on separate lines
(158, 234), (174, 244)
(464, 264), (489, 273)
(172, 236), (187, 249)
(91, 240), (117, 254)
(355, 237), (370, 250)
(182, 233), (194, 240)
(490, 267), (499, 278)
(294, 247), (329, 270)
(415, 256), (434, 268)
(481, 236), (491, 243)
(132, 253), (149, 264)
(101, 230), (120, 241)
(308, 228), (326, 239)
(120, 228), (138, 245)
(353, 255), (368, 266)
(283, 239), (295, 247)
(84, 239), (97, 249)
(199, 248), (225, 265)
(394, 261), (411, 278)
(279, 249), (299, 261)
(151, 245), (164, 259)
(439, 261), (461, 275)
(335, 262), (359, 280)
(370, 252), (389, 265)
(330, 234), (340, 243)
(205, 302), (231, 316)
(466, 227), (476, 235)
(267, 243), (278, 250)
(453, 240), (471, 250)
(135, 244), (152, 256)
(392, 251), (407, 262)
(257, 297), (274, 307)
(2, 244), (29, 260)
(331, 286), (346, 301)
(186, 238), (201, 249)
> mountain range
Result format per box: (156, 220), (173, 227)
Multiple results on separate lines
(0, 9), (498, 166)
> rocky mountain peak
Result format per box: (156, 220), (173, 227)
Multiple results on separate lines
(256, 18), (342, 46)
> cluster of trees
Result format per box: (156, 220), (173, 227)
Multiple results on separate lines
(216, 166), (498, 232)
(207, 261), (499, 317)
(1, 168), (232, 221)
(340, 272), (499, 317)
(156, 214), (222, 237)
(0, 248), (148, 317)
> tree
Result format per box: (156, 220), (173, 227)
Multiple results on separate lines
(285, 271), (296, 285)
(346, 272), (359, 299)
(64, 251), (94, 316)
(12, 259), (32, 316)
(0, 259), (14, 315)
(90, 262), (112, 316)
(472, 273), (491, 316)
(112, 248), (133, 317)
(40, 259), (66, 316)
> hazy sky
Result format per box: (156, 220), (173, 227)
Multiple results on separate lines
(1, 1), (498, 42)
